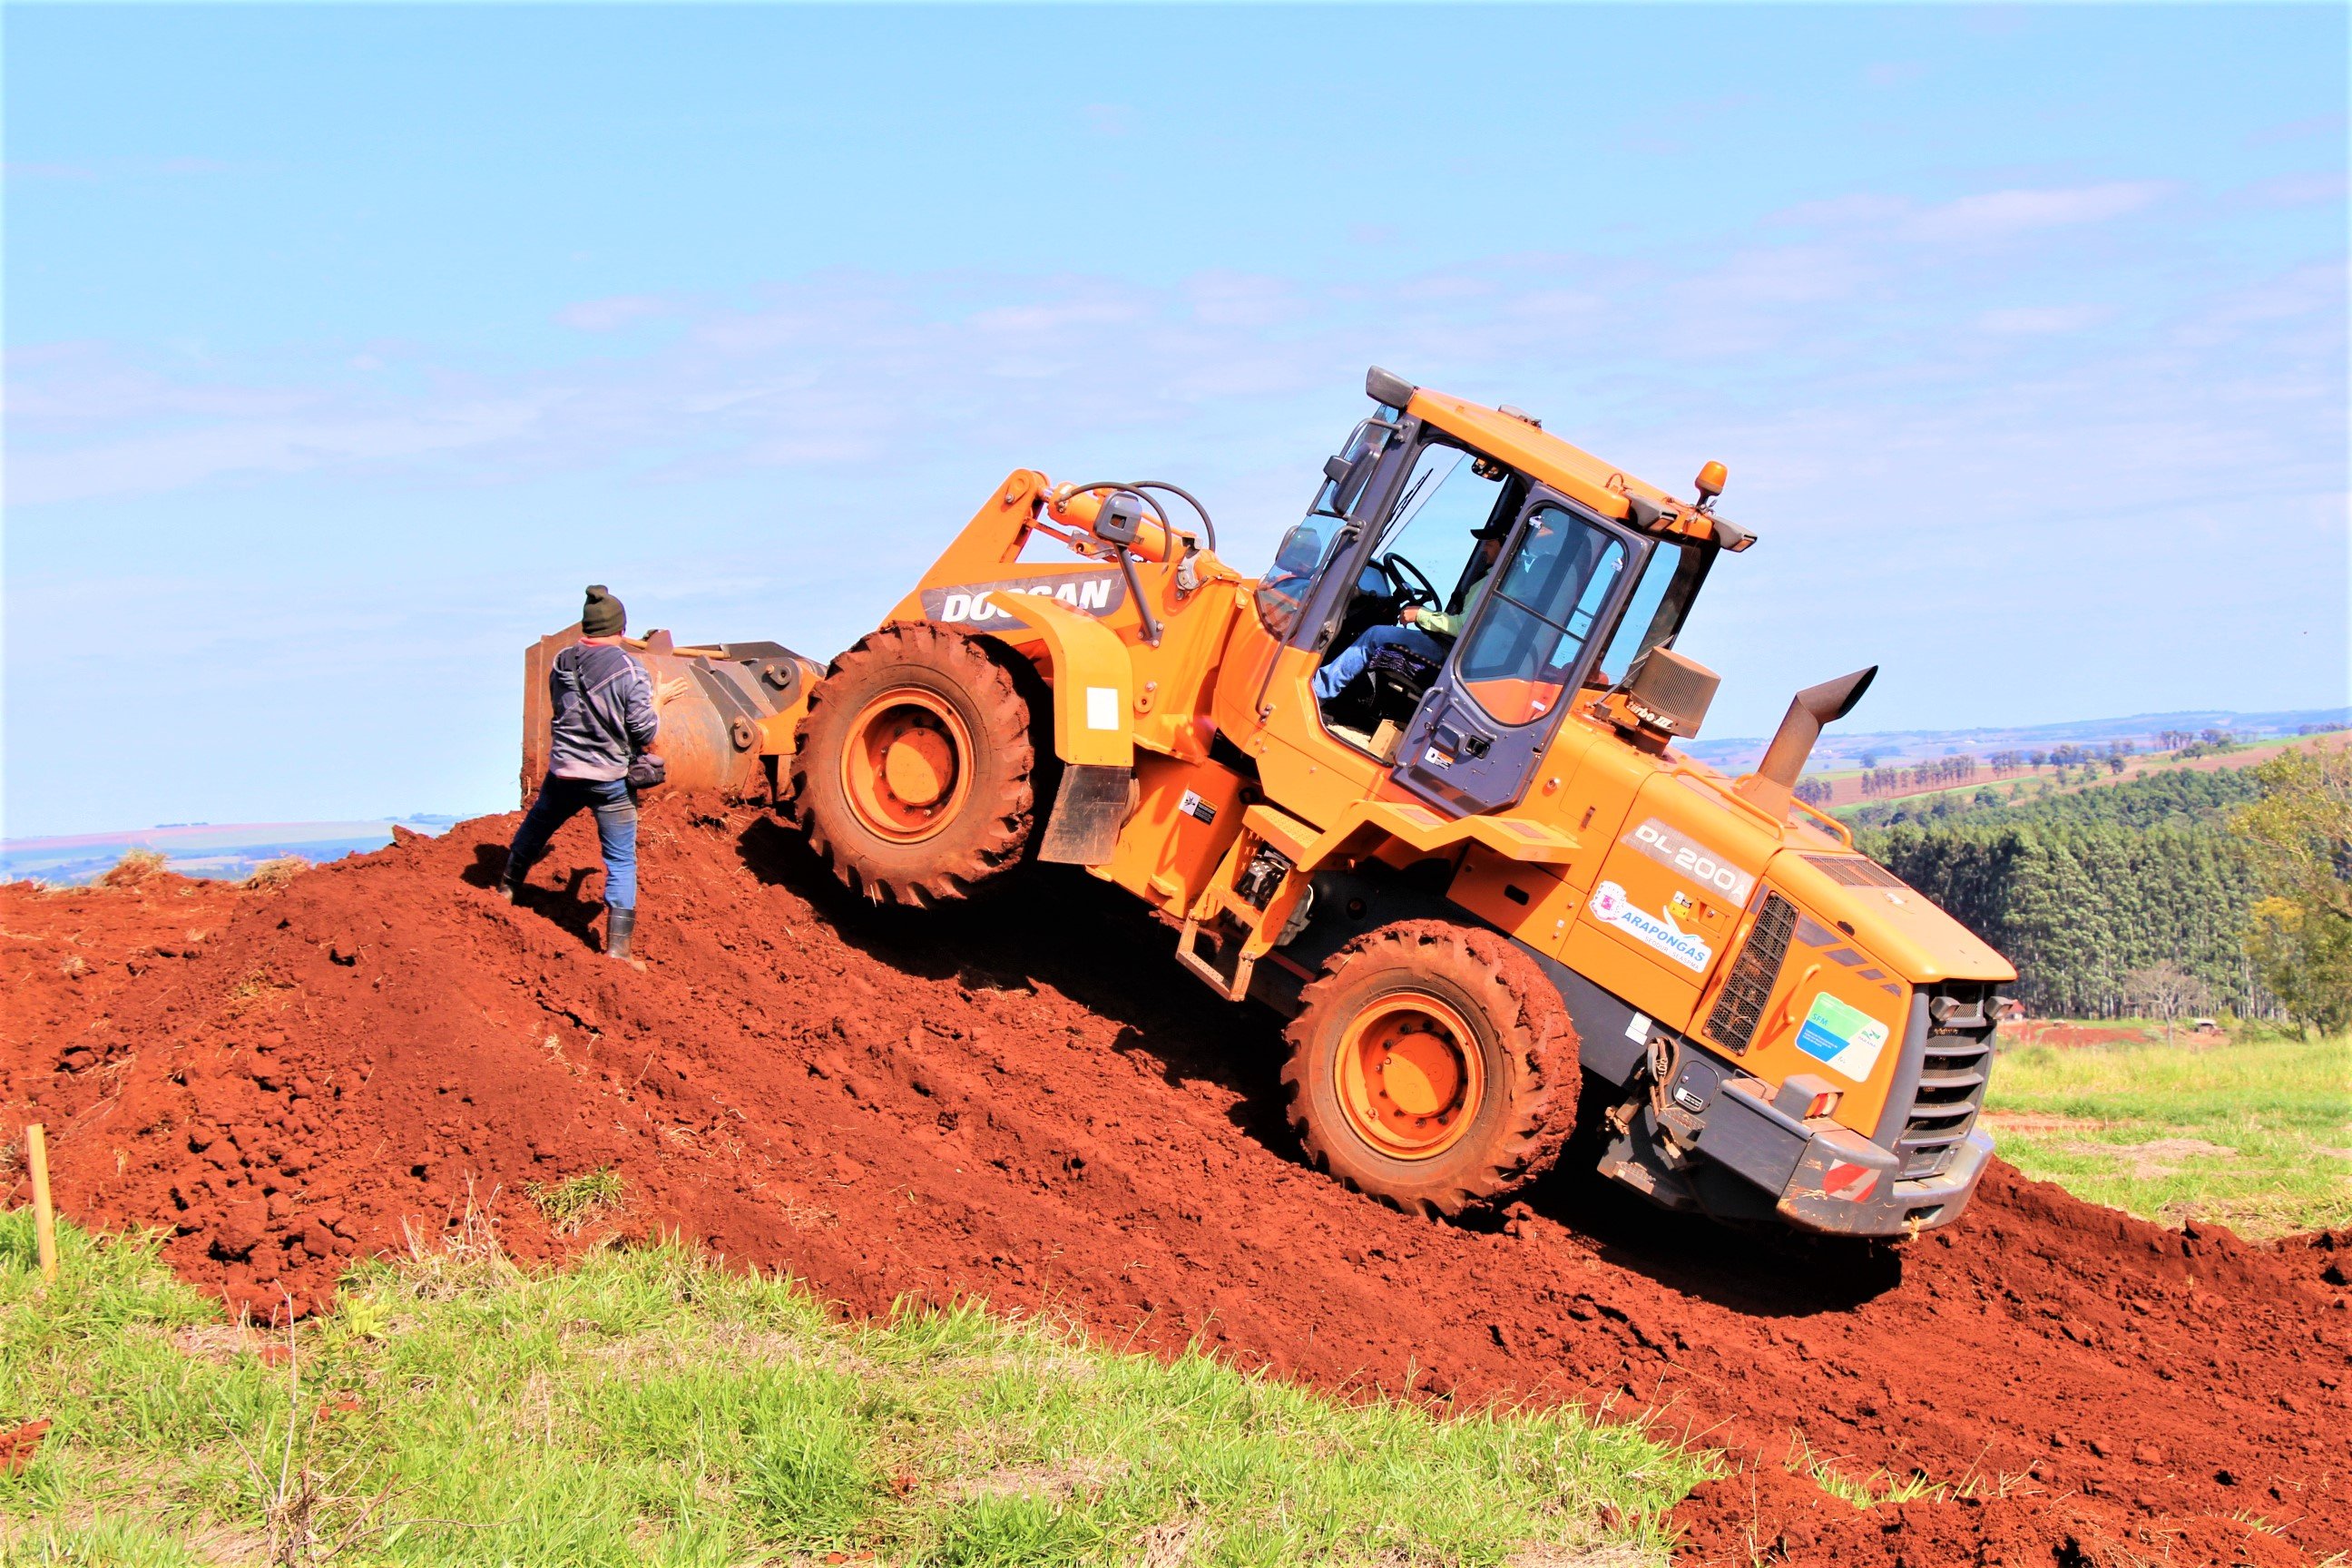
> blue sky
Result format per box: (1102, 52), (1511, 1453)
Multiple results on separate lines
(5, 4), (2346, 837)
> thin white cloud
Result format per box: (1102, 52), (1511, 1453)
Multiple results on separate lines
(1976, 305), (2112, 336)
(557, 295), (675, 331)
(1769, 181), (2177, 246)
(2243, 112), (2348, 150)
(2234, 171), (2350, 210)
(5, 156), (245, 181)
(6, 204), (2338, 575)
(1904, 181), (2173, 243)
(12, 396), (564, 505)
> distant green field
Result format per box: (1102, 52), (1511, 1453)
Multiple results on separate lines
(1983, 1030), (2352, 1240)
(0, 1214), (1703, 1568)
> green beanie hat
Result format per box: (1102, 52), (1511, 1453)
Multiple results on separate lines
(582, 584), (625, 638)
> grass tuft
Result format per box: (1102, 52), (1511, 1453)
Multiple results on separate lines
(525, 1166), (626, 1236)
(0, 1213), (1709, 1566)
(241, 856), (309, 890)
(1785, 1435), (1945, 1509)
(98, 848), (170, 887)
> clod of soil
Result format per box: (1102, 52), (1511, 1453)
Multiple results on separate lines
(5, 791), (2347, 1567)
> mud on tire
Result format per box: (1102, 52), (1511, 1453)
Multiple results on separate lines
(1282, 920), (1579, 1217)
(789, 622), (1042, 906)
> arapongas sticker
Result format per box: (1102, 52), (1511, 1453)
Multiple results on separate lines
(1794, 993), (1892, 1082)
(1588, 880), (1713, 973)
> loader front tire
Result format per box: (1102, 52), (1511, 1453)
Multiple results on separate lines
(790, 622), (1041, 906)
(1283, 920), (1579, 1217)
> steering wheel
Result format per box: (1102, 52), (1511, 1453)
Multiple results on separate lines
(1377, 551), (1440, 611)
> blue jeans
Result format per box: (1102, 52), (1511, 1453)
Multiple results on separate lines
(1313, 623), (1447, 701)
(507, 773), (639, 908)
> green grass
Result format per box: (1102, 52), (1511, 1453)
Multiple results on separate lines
(0, 1212), (1708, 1567)
(524, 1167), (626, 1236)
(1780, 1436), (1945, 1511)
(1984, 1028), (2352, 1240)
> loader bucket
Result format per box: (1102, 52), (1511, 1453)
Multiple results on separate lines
(522, 627), (824, 803)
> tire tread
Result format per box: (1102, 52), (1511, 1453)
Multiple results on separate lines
(1281, 919), (1580, 1216)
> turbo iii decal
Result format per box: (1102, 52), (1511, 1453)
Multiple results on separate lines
(1794, 992), (1892, 1082)
(920, 571), (1125, 629)
(1588, 880), (1713, 973)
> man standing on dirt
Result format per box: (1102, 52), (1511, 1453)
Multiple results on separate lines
(500, 584), (671, 963)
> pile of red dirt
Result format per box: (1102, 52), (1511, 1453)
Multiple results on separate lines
(5, 792), (2345, 1566)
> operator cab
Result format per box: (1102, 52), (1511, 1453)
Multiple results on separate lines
(1256, 377), (1717, 815)
(1310, 446), (1519, 750)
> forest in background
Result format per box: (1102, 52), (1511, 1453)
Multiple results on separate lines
(1855, 769), (2276, 1019)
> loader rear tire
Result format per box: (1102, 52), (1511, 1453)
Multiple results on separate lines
(1282, 920), (1579, 1218)
(790, 622), (1041, 906)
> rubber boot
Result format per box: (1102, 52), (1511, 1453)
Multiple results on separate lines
(498, 858), (527, 902)
(604, 905), (638, 965)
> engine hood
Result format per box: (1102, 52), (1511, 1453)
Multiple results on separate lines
(1765, 844), (2015, 985)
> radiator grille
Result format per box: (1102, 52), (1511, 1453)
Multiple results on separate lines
(1802, 853), (1907, 888)
(1704, 891), (1798, 1054)
(1895, 982), (1999, 1180)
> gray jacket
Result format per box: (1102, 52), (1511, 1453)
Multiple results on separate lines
(549, 642), (658, 781)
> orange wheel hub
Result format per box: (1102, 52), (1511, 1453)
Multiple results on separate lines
(839, 688), (973, 843)
(1335, 993), (1482, 1160)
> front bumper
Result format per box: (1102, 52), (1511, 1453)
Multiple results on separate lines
(1775, 1121), (1994, 1236)
(1616, 1053), (1997, 1238)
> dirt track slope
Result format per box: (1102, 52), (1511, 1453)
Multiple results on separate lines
(5, 793), (2346, 1565)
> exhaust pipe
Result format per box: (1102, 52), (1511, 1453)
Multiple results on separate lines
(1737, 666), (1877, 822)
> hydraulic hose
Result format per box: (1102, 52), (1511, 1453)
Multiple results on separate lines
(1054, 481), (1218, 554)
(1129, 481), (1217, 553)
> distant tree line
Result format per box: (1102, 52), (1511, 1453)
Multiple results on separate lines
(1984, 740), (2135, 777)
(1857, 753), (1980, 797)
(1856, 769), (2279, 1019)
(2139, 728), (2256, 760)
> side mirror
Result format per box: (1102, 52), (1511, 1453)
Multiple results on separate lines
(1271, 524), (1324, 576)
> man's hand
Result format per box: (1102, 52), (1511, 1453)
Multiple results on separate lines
(1399, 605), (1421, 626)
(656, 676), (694, 709)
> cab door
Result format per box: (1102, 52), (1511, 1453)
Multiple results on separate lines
(1393, 493), (1639, 817)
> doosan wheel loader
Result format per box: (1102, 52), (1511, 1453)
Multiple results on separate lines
(523, 368), (2015, 1235)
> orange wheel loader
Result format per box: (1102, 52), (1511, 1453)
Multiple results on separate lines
(524, 368), (2016, 1234)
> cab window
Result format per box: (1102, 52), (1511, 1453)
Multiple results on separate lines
(1255, 419), (1398, 637)
(1594, 539), (1708, 687)
(1255, 520), (1345, 640)
(1455, 505), (1627, 726)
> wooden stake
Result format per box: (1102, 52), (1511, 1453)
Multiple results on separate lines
(25, 1124), (57, 1283)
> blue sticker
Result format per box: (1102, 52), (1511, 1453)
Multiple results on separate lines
(1793, 993), (1892, 1082)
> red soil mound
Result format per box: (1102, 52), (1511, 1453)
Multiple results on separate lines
(5, 794), (2346, 1565)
